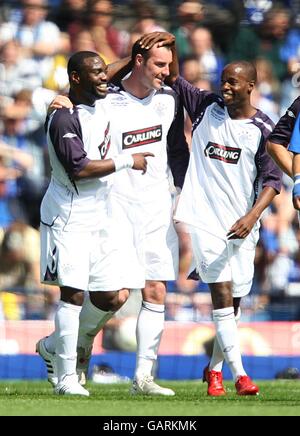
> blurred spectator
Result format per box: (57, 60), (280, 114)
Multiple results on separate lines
(165, 292), (212, 322)
(243, 0), (273, 25)
(251, 58), (281, 121)
(71, 29), (97, 52)
(255, 58), (281, 104)
(181, 54), (204, 83)
(228, 6), (291, 81)
(200, 1), (241, 54)
(123, 30), (143, 56)
(0, 0), (64, 81)
(1, 95), (47, 228)
(272, 178), (298, 254)
(89, 0), (129, 62)
(189, 26), (224, 89)
(131, 1), (166, 34)
(171, 0), (204, 59)
(0, 222), (59, 319)
(0, 144), (31, 229)
(42, 32), (70, 92)
(239, 294), (271, 321)
(49, 0), (89, 48)
(278, 26), (300, 114)
(0, 222), (40, 290)
(251, 88), (279, 123)
(0, 40), (42, 104)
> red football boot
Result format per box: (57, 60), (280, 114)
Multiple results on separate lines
(203, 365), (226, 396)
(235, 375), (259, 396)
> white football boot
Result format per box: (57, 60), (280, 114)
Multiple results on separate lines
(131, 375), (175, 396)
(54, 374), (90, 396)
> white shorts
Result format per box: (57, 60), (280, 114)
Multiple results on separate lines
(110, 191), (179, 284)
(189, 227), (255, 298)
(40, 223), (125, 292)
(143, 193), (179, 281)
(109, 194), (146, 289)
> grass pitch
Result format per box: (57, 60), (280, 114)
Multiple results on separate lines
(0, 380), (300, 416)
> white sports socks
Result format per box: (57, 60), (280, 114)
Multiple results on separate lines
(135, 301), (165, 379)
(77, 293), (114, 350)
(209, 307), (242, 373)
(55, 300), (81, 382)
(209, 336), (224, 373)
(212, 307), (246, 380)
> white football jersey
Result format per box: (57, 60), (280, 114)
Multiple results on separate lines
(173, 77), (281, 248)
(104, 85), (177, 201)
(42, 100), (113, 231)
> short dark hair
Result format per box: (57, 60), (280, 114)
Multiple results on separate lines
(131, 39), (151, 63)
(67, 51), (100, 77)
(225, 61), (257, 83)
(131, 39), (172, 63)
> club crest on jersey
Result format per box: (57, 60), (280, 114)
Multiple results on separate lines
(122, 125), (162, 149)
(204, 142), (241, 164)
(98, 122), (111, 159)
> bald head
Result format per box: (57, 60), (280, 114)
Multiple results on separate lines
(220, 61), (258, 115)
(223, 61), (257, 84)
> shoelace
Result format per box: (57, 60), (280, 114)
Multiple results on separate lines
(236, 376), (251, 386)
(137, 375), (155, 389)
(209, 371), (223, 385)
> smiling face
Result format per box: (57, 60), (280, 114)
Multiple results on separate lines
(221, 63), (255, 109)
(70, 55), (108, 104)
(138, 45), (172, 91)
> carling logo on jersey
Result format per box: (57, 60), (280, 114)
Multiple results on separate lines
(122, 125), (162, 149)
(98, 122), (111, 159)
(204, 142), (241, 164)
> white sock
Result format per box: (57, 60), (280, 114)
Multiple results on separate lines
(213, 307), (246, 380)
(209, 337), (224, 372)
(77, 293), (114, 351)
(55, 300), (82, 382)
(210, 307), (242, 372)
(44, 333), (56, 354)
(135, 301), (164, 379)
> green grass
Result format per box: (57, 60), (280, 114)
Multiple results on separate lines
(0, 380), (300, 416)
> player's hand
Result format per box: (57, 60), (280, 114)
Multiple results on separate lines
(139, 32), (175, 50)
(132, 152), (154, 174)
(227, 213), (257, 240)
(293, 176), (300, 210)
(48, 95), (73, 114)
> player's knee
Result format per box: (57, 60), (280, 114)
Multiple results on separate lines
(117, 289), (130, 308)
(60, 287), (84, 306)
(143, 281), (166, 304)
(91, 289), (129, 311)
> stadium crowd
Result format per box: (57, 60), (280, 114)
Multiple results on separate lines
(1, 0), (300, 323)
